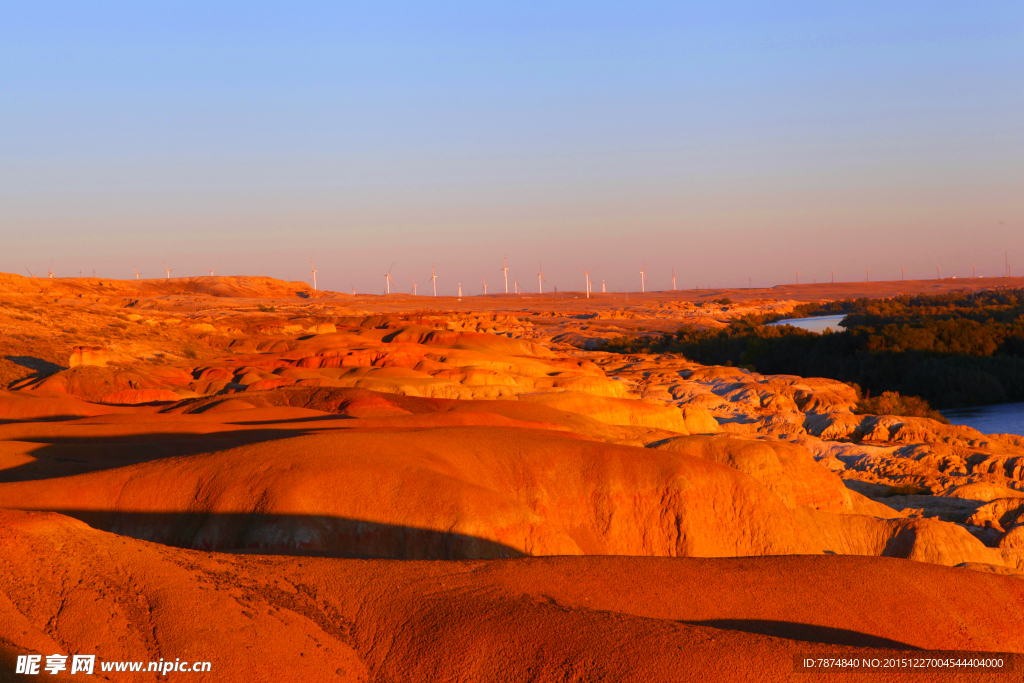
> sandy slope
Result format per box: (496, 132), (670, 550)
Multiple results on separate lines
(0, 422), (1006, 569)
(3, 273), (1024, 680)
(1, 509), (1021, 683)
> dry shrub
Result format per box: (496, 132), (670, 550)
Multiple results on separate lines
(854, 391), (949, 424)
(881, 483), (932, 497)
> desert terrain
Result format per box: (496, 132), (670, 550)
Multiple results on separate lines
(2, 272), (1024, 681)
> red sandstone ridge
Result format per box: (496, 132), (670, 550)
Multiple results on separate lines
(0, 509), (1021, 683)
(3, 277), (1024, 679)
(0, 420), (1006, 569)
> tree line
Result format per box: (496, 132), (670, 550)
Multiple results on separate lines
(598, 288), (1024, 409)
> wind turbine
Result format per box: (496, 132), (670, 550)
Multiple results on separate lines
(133, 265), (142, 280)
(830, 270), (835, 283)
(865, 269), (869, 282)
(483, 275), (487, 295)
(537, 262), (546, 294)
(795, 271), (800, 285)
(501, 255), (509, 294)
(457, 282), (462, 300)
(671, 268), (677, 291)
(936, 266), (941, 280)
(412, 275), (418, 295)
(162, 261), (175, 279)
(384, 263), (395, 294)
(576, 266), (596, 299)
(639, 262), (647, 292)
(900, 266), (905, 281)
(430, 264), (438, 296)
(973, 263), (977, 278)
(601, 279), (606, 293)
(209, 265), (218, 277)
(513, 279), (519, 294)
(47, 259), (54, 278)
(25, 268), (37, 278)
(310, 260), (317, 290)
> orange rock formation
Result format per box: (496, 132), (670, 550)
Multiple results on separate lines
(1, 273), (1023, 680)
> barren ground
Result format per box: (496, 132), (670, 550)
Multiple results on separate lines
(2, 272), (1023, 682)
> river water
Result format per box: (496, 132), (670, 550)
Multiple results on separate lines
(941, 403), (1024, 437)
(767, 314), (847, 334)
(768, 314), (1024, 436)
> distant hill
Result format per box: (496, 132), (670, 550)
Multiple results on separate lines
(0, 272), (346, 300)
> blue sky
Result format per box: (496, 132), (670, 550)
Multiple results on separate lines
(2, 2), (1022, 293)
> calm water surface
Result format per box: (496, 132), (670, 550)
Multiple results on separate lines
(767, 314), (846, 334)
(767, 315), (1024, 437)
(941, 402), (1024, 437)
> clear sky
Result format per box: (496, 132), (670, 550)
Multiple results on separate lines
(2, 1), (1022, 294)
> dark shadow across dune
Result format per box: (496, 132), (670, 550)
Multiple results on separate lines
(684, 619), (920, 650)
(7, 510), (528, 561)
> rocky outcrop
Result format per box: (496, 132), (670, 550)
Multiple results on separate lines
(519, 392), (690, 432)
(99, 389), (183, 404)
(8, 315), (1024, 574)
(648, 435), (856, 513)
(681, 406), (720, 434)
(0, 426), (1006, 569)
(68, 345), (107, 368)
(966, 498), (1024, 533)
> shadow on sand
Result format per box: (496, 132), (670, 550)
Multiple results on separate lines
(0, 427), (333, 483)
(7, 509), (529, 561)
(683, 619), (920, 650)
